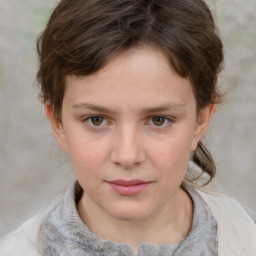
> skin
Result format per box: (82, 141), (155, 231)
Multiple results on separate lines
(45, 46), (214, 253)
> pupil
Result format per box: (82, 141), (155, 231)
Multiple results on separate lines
(153, 116), (164, 126)
(92, 117), (103, 126)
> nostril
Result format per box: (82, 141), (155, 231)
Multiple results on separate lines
(112, 151), (143, 169)
(110, 130), (145, 168)
(113, 159), (140, 169)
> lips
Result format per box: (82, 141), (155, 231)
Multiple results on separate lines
(107, 180), (152, 196)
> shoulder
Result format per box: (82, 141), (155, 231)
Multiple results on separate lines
(0, 211), (46, 256)
(0, 195), (62, 256)
(187, 161), (256, 224)
(195, 185), (256, 225)
(240, 203), (256, 224)
(195, 185), (256, 255)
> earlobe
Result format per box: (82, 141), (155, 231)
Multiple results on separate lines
(190, 104), (215, 152)
(44, 103), (68, 152)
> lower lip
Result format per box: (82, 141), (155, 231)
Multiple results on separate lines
(107, 182), (151, 196)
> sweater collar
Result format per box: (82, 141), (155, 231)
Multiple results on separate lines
(42, 180), (217, 256)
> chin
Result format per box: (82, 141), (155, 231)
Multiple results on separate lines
(108, 204), (152, 222)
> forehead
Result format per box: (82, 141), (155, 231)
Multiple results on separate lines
(64, 46), (195, 110)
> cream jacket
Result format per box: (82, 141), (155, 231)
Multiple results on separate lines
(1, 189), (256, 256)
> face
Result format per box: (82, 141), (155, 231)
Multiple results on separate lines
(46, 46), (213, 223)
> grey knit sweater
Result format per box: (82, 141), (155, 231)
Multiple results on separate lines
(42, 181), (218, 256)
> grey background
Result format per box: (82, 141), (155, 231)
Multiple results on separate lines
(0, 0), (256, 235)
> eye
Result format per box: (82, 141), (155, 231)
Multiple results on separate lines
(150, 116), (171, 126)
(84, 116), (107, 126)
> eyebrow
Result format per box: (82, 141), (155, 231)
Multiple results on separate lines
(72, 103), (115, 115)
(72, 102), (186, 114)
(140, 103), (186, 114)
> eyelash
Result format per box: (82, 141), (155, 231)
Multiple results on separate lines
(148, 116), (172, 127)
(81, 115), (173, 128)
(82, 116), (108, 127)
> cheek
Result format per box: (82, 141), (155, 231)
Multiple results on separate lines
(150, 135), (191, 179)
(66, 135), (106, 175)
(151, 134), (191, 161)
(72, 148), (101, 170)
(70, 149), (105, 189)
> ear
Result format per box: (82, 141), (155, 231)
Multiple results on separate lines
(190, 104), (215, 152)
(44, 103), (68, 152)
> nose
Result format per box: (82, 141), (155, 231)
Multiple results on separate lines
(111, 125), (145, 169)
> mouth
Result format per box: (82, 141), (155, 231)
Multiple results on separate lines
(106, 180), (152, 196)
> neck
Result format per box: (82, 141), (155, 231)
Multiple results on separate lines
(77, 187), (193, 253)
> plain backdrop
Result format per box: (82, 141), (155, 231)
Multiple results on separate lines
(0, 0), (256, 235)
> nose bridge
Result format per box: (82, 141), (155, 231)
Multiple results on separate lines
(112, 122), (144, 168)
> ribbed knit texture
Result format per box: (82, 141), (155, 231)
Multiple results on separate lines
(42, 181), (217, 256)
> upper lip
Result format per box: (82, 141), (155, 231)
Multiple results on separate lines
(107, 180), (151, 186)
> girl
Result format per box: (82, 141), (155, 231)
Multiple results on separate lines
(1, 0), (256, 255)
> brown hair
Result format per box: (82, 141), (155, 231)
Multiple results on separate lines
(37, 0), (224, 184)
